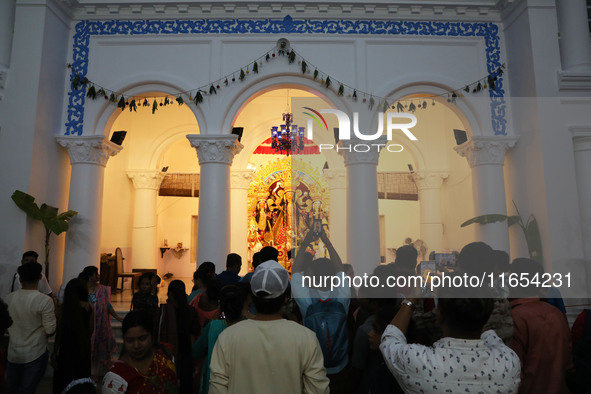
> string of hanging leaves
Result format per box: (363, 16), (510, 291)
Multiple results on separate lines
(68, 45), (505, 115)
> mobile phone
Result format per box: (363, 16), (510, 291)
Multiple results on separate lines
(312, 219), (322, 236)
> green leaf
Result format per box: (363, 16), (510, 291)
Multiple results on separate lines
(176, 96), (184, 106)
(525, 216), (544, 265)
(301, 61), (307, 74)
(72, 74), (80, 90)
(337, 84), (344, 96)
(253, 62), (259, 74)
(117, 96), (126, 110)
(368, 96), (375, 111)
(209, 85), (217, 95)
(325, 76), (331, 88)
(460, 214), (511, 227)
(352, 90), (357, 100)
(86, 85), (97, 99)
(129, 99), (137, 112)
(11, 190), (42, 220)
(288, 50), (296, 64)
(193, 91), (203, 105)
(506, 216), (521, 227)
(239, 69), (246, 81)
(313, 70), (318, 80)
(152, 100), (158, 114)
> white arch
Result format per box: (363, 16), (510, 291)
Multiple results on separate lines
(377, 77), (488, 138)
(147, 123), (201, 170)
(220, 72), (354, 135)
(90, 77), (204, 138)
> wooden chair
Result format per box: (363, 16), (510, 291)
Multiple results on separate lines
(115, 247), (140, 293)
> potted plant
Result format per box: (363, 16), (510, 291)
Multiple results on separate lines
(11, 190), (78, 281)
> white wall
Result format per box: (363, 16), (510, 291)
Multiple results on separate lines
(0, 2), (72, 295)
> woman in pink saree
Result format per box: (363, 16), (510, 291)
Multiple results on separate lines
(80, 266), (123, 381)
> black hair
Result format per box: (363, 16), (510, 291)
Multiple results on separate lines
(219, 285), (245, 323)
(54, 278), (92, 371)
(198, 261), (216, 275)
(22, 250), (39, 261)
(458, 242), (494, 275)
(168, 280), (188, 306)
(437, 297), (494, 333)
(166, 280), (193, 394)
(259, 246), (279, 262)
(394, 245), (418, 271)
(252, 288), (289, 315)
(139, 271), (155, 284)
(205, 277), (222, 302)
(252, 251), (264, 269)
(226, 253), (242, 270)
(18, 262), (42, 282)
(79, 266), (98, 282)
(310, 257), (336, 277)
(0, 298), (13, 332)
(492, 250), (510, 272)
(122, 310), (154, 337)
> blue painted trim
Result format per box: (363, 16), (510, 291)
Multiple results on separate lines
(66, 16), (506, 136)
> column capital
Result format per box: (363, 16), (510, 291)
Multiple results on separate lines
(231, 169), (255, 189)
(126, 169), (166, 190)
(454, 136), (518, 167)
(322, 169), (347, 190)
(338, 136), (387, 166)
(187, 134), (243, 165)
(412, 170), (449, 190)
(56, 135), (122, 166)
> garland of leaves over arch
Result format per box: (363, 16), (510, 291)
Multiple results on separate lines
(65, 16), (506, 136)
(69, 45), (503, 118)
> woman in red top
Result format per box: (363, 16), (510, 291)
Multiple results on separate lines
(189, 277), (221, 332)
(102, 310), (178, 394)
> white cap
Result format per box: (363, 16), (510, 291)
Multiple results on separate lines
(250, 260), (290, 299)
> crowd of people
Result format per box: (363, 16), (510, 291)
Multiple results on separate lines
(0, 230), (590, 393)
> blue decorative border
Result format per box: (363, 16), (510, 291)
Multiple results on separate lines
(66, 15), (506, 136)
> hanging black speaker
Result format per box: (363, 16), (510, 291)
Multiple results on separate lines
(110, 130), (127, 145)
(232, 127), (244, 142)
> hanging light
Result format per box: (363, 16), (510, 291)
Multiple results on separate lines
(271, 90), (305, 155)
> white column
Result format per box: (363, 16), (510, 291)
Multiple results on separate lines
(556, 0), (591, 72)
(126, 170), (166, 270)
(339, 138), (386, 276)
(322, 169), (348, 261)
(187, 134), (243, 272)
(0, 0), (15, 98)
(230, 169), (254, 274)
(412, 170), (449, 254)
(454, 136), (517, 251)
(56, 136), (122, 282)
(571, 130), (591, 291)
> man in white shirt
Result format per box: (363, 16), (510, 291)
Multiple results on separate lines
(5, 262), (56, 394)
(10, 251), (54, 300)
(380, 293), (521, 394)
(209, 260), (329, 394)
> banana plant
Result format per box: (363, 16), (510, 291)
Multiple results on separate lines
(11, 190), (78, 281)
(460, 201), (543, 265)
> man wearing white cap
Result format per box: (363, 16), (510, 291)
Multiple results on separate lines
(209, 260), (330, 394)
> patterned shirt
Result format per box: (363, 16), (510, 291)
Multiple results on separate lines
(380, 326), (520, 394)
